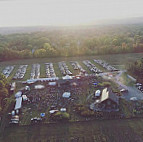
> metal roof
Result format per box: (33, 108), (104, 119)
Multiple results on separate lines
(100, 88), (119, 104)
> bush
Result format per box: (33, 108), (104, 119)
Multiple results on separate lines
(81, 110), (94, 117)
(98, 82), (111, 87)
(52, 112), (70, 121)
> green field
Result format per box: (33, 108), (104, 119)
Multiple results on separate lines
(1, 53), (142, 66)
(1, 119), (143, 142)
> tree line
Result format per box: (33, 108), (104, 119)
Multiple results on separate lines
(0, 73), (10, 114)
(127, 58), (143, 83)
(0, 24), (143, 61)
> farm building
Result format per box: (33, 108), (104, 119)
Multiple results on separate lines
(94, 88), (119, 112)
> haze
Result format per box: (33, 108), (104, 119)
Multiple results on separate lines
(0, 0), (143, 27)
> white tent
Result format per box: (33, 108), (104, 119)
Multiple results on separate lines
(22, 95), (28, 101)
(49, 110), (58, 114)
(62, 75), (73, 80)
(10, 82), (16, 91)
(95, 90), (101, 97)
(130, 97), (137, 101)
(25, 86), (30, 91)
(26, 77), (59, 83)
(34, 85), (45, 89)
(15, 91), (22, 98)
(48, 82), (56, 86)
(60, 108), (66, 112)
(27, 80), (36, 84)
(14, 97), (22, 110)
(62, 92), (71, 98)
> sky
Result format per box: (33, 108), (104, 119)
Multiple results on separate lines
(0, 0), (143, 27)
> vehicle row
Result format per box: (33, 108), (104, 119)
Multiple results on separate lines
(13, 65), (28, 80)
(45, 63), (56, 78)
(94, 59), (118, 72)
(30, 64), (40, 79)
(58, 61), (72, 76)
(83, 60), (102, 74)
(136, 83), (143, 93)
(70, 61), (86, 74)
(2, 65), (15, 78)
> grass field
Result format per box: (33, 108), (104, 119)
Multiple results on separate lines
(1, 119), (143, 142)
(0, 53), (142, 66)
(119, 72), (135, 86)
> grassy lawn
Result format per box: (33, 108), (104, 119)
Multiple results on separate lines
(0, 53), (143, 66)
(1, 119), (143, 142)
(114, 65), (125, 70)
(119, 99), (133, 118)
(53, 62), (62, 77)
(119, 72), (134, 86)
(40, 63), (46, 78)
(22, 64), (32, 80)
(7, 65), (18, 82)
(0, 65), (4, 72)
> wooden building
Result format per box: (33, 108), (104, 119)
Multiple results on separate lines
(95, 88), (119, 112)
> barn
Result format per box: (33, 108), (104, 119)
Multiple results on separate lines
(95, 88), (119, 112)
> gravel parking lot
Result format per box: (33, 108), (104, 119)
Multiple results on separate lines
(122, 86), (143, 100)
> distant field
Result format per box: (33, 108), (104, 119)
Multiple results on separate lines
(0, 53), (142, 65)
(1, 119), (143, 142)
(0, 53), (143, 81)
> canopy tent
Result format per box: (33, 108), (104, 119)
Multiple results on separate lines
(34, 85), (45, 90)
(60, 108), (66, 112)
(26, 80), (36, 84)
(15, 91), (22, 98)
(27, 77), (59, 83)
(40, 113), (45, 117)
(48, 82), (56, 86)
(62, 75), (73, 80)
(14, 97), (22, 110)
(22, 95), (28, 101)
(130, 97), (137, 101)
(49, 110), (58, 114)
(10, 82), (16, 91)
(95, 90), (101, 97)
(25, 86), (30, 91)
(62, 92), (71, 98)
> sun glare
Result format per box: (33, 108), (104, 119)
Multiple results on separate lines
(0, 0), (143, 27)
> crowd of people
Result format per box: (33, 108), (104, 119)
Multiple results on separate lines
(24, 76), (98, 113)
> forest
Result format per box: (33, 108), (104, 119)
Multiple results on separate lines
(0, 73), (10, 114)
(0, 24), (143, 61)
(128, 58), (143, 83)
